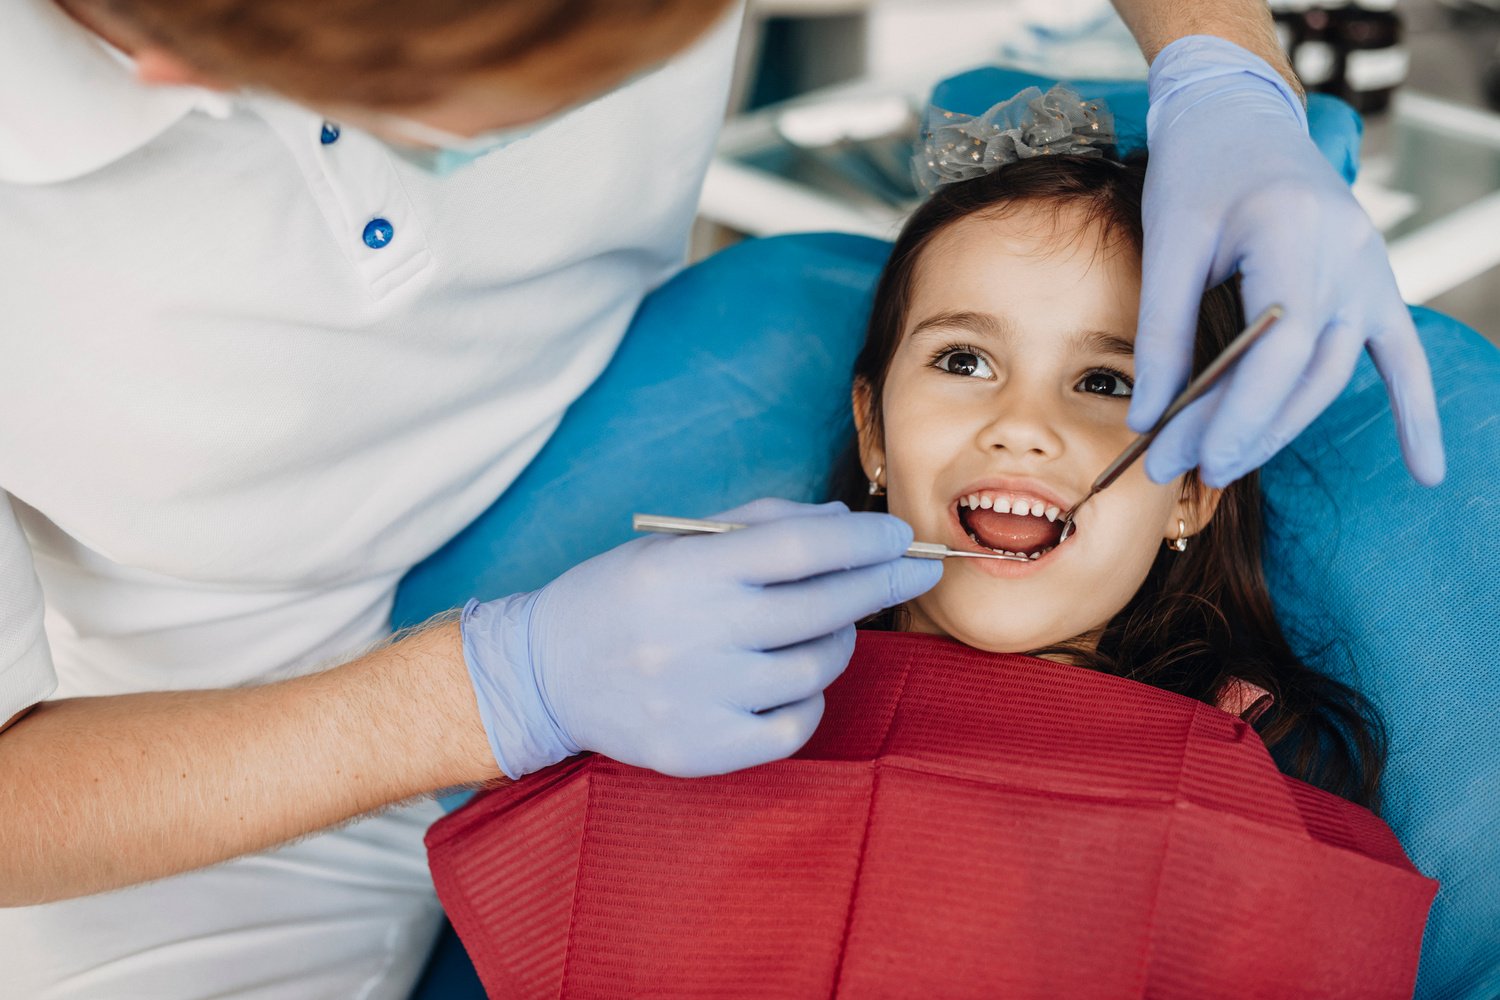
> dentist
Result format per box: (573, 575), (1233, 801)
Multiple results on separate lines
(0, 1), (1443, 997)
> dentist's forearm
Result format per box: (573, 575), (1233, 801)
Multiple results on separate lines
(0, 619), (501, 906)
(1109, 0), (1304, 100)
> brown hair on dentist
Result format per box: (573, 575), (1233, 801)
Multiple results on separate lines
(68, 0), (735, 108)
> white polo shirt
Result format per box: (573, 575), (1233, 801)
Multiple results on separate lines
(0, 0), (743, 719)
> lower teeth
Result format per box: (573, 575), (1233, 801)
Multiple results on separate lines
(967, 532), (1057, 561)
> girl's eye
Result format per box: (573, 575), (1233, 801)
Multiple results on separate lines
(1076, 368), (1134, 398)
(932, 348), (995, 379)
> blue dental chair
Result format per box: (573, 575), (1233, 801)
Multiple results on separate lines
(402, 71), (1499, 1000)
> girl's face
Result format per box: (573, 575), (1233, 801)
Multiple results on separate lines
(855, 202), (1219, 656)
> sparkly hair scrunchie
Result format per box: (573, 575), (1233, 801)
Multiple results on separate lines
(913, 84), (1117, 195)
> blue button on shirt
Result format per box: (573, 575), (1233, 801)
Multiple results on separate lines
(362, 218), (394, 249)
(320, 122), (341, 145)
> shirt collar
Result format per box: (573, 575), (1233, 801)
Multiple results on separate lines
(0, 0), (234, 184)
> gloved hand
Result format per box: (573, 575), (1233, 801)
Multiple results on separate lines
(1133, 35), (1445, 489)
(459, 498), (941, 780)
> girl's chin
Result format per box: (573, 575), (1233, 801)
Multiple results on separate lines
(951, 635), (1093, 666)
(907, 604), (1073, 656)
(947, 634), (1061, 656)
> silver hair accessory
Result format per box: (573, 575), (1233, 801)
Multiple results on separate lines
(913, 84), (1116, 195)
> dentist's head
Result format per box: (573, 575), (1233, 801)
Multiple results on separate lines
(58, 0), (735, 149)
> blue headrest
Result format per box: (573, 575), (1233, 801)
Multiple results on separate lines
(1261, 305), (1498, 999)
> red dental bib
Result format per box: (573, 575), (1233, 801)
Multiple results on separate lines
(426, 631), (1435, 999)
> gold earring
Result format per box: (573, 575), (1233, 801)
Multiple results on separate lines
(867, 464), (886, 497)
(1166, 518), (1188, 552)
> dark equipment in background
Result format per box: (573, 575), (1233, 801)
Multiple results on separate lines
(1272, 0), (1413, 114)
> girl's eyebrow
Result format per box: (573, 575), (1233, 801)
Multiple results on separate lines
(908, 310), (1006, 342)
(908, 310), (1134, 358)
(1076, 330), (1135, 359)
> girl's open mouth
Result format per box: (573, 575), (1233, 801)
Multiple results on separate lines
(955, 494), (1071, 561)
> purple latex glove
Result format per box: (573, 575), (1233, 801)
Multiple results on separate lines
(460, 498), (941, 780)
(1134, 35), (1445, 488)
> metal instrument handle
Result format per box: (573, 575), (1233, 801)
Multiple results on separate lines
(1091, 303), (1284, 496)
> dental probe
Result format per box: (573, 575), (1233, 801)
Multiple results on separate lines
(632, 513), (1031, 561)
(1055, 303), (1285, 544)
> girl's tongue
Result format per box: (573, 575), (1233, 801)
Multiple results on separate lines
(962, 507), (1063, 555)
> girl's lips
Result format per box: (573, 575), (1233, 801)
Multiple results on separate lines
(945, 504), (1072, 577)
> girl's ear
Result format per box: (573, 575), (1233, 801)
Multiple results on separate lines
(851, 378), (884, 482)
(1169, 474), (1223, 541)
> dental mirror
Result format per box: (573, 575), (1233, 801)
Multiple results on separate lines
(1055, 303), (1285, 544)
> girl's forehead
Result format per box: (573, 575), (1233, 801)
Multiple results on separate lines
(920, 206), (1140, 287)
(908, 209), (1141, 343)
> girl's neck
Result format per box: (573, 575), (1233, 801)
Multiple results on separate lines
(893, 603), (1105, 667)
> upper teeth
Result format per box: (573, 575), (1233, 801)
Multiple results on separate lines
(959, 493), (1061, 522)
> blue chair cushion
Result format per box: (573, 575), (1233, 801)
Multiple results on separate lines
(1261, 305), (1499, 1000)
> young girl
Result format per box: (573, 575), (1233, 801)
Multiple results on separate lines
(425, 91), (1434, 996)
(830, 142), (1388, 811)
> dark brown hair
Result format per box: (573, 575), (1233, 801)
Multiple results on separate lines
(82, 0), (733, 107)
(830, 155), (1387, 811)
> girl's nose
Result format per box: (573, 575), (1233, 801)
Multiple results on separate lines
(974, 390), (1066, 459)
